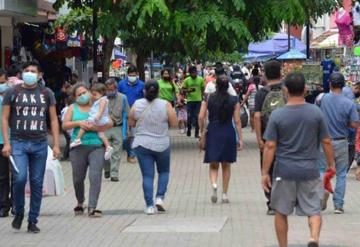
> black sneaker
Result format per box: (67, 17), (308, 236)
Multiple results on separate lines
(307, 241), (319, 247)
(266, 209), (276, 215)
(187, 129), (191, 137)
(0, 208), (9, 217)
(12, 214), (24, 230)
(27, 222), (40, 233)
(104, 171), (110, 179)
(334, 207), (344, 214)
(110, 177), (119, 182)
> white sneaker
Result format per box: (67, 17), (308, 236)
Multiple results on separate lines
(155, 198), (165, 213)
(144, 206), (155, 215)
(221, 194), (230, 204)
(104, 146), (114, 160)
(70, 139), (82, 149)
(211, 184), (218, 203)
(180, 129), (185, 134)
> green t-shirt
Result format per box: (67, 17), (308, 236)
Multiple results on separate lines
(71, 104), (103, 146)
(183, 76), (205, 102)
(158, 79), (178, 102)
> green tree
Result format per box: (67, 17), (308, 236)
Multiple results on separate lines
(54, 0), (338, 80)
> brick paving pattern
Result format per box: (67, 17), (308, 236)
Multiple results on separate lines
(1, 129), (359, 247)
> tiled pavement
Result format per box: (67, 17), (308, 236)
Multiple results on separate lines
(1, 129), (359, 247)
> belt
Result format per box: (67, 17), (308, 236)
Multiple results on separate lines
(332, 137), (347, 141)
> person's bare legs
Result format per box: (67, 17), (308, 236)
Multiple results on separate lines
(308, 215), (322, 244)
(221, 163), (231, 203)
(98, 131), (110, 149)
(275, 212), (288, 247)
(70, 128), (85, 148)
(76, 128), (85, 141)
(209, 163), (219, 203)
(250, 112), (255, 132)
(221, 163), (231, 193)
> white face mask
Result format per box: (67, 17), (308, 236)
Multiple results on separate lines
(128, 76), (137, 83)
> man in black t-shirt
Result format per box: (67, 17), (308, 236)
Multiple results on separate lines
(2, 61), (60, 233)
(254, 60), (283, 215)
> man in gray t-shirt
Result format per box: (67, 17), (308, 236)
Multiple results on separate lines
(262, 73), (335, 247)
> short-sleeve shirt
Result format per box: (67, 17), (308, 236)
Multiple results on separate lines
(264, 103), (330, 181)
(183, 76), (205, 102)
(319, 93), (359, 139)
(254, 82), (283, 134)
(2, 85), (56, 141)
(118, 78), (145, 107)
(158, 79), (179, 102)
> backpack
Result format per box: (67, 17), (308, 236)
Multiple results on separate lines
(260, 85), (286, 127)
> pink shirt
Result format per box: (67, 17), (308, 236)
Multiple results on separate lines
(335, 11), (352, 36)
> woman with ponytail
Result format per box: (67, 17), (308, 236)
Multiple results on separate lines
(198, 75), (243, 204)
(128, 80), (178, 215)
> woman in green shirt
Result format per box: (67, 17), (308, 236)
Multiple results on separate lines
(63, 84), (112, 218)
(158, 69), (179, 106)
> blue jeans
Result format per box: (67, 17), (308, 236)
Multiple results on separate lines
(187, 102), (201, 136)
(318, 140), (348, 209)
(134, 146), (170, 207)
(11, 139), (48, 223)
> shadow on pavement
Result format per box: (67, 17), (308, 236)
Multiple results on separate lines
(102, 209), (144, 216)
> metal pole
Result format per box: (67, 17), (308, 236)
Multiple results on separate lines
(288, 23), (291, 51)
(306, 20), (310, 59)
(92, 1), (98, 79)
(150, 50), (154, 79)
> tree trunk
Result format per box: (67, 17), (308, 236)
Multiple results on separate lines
(136, 52), (146, 82)
(101, 33), (117, 82)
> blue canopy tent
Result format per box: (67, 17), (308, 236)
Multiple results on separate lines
(277, 49), (307, 60)
(243, 33), (306, 60)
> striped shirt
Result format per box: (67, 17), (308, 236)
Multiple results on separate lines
(132, 98), (170, 152)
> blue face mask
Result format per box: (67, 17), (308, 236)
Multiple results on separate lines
(0, 83), (9, 93)
(22, 72), (38, 86)
(76, 93), (90, 105)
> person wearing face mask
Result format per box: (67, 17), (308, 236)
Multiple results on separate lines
(103, 78), (129, 182)
(63, 84), (113, 218)
(158, 69), (179, 106)
(1, 61), (60, 233)
(118, 65), (144, 164)
(0, 68), (11, 218)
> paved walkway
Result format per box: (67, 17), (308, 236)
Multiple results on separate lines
(1, 129), (359, 247)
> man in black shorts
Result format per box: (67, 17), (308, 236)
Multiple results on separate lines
(261, 73), (335, 247)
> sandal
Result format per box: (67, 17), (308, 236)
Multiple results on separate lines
(73, 206), (84, 216)
(88, 209), (102, 218)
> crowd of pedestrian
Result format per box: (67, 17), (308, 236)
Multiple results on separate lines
(0, 59), (359, 247)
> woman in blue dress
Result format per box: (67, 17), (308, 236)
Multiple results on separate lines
(198, 75), (243, 204)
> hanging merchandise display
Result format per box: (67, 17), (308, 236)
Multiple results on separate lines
(335, 8), (353, 48)
(353, 1), (360, 44)
(342, 56), (360, 83)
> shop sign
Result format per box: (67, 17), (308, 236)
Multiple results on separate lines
(0, 0), (37, 16)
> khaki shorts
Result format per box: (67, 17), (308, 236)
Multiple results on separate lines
(270, 178), (322, 216)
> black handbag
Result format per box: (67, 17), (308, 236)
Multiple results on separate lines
(240, 106), (248, 128)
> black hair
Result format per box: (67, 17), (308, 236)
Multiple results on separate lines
(7, 64), (22, 77)
(23, 61), (42, 73)
(215, 67), (226, 77)
(71, 73), (79, 80)
(91, 83), (107, 96)
(215, 61), (223, 69)
(144, 80), (159, 102)
(213, 75), (233, 123)
(252, 68), (259, 76)
(254, 76), (261, 90)
(284, 72), (306, 96)
(233, 65), (240, 71)
(161, 69), (172, 77)
(330, 72), (345, 89)
(127, 65), (138, 74)
(72, 83), (88, 97)
(0, 68), (6, 78)
(264, 60), (281, 80)
(189, 66), (197, 74)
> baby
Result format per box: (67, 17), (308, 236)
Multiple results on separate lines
(176, 89), (188, 134)
(70, 83), (113, 160)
